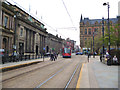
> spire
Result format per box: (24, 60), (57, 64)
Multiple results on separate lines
(80, 14), (83, 22)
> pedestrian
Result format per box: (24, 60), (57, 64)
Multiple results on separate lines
(55, 52), (58, 60)
(88, 53), (90, 62)
(53, 52), (56, 61)
(113, 55), (118, 64)
(50, 52), (54, 61)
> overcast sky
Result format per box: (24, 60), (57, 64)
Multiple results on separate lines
(7, 0), (120, 45)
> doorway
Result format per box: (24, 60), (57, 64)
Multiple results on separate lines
(19, 42), (24, 55)
(36, 45), (38, 55)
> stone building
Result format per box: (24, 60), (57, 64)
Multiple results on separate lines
(1, 0), (67, 59)
(79, 14), (118, 51)
(45, 33), (63, 53)
(13, 5), (48, 57)
(1, 1), (48, 57)
(1, 1), (15, 55)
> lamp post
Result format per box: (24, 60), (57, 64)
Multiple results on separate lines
(103, 2), (110, 55)
(13, 15), (17, 56)
(102, 17), (105, 58)
(92, 26), (95, 58)
(93, 31), (95, 58)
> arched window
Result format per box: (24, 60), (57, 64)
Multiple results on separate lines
(85, 29), (87, 34)
(88, 28), (91, 35)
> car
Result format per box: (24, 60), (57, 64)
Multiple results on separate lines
(76, 52), (83, 55)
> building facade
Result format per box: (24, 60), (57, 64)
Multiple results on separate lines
(45, 33), (63, 53)
(1, 1), (66, 60)
(1, 1), (15, 55)
(13, 5), (47, 57)
(1, 1), (48, 58)
(79, 14), (118, 52)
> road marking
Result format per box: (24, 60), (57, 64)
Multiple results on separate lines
(76, 63), (84, 88)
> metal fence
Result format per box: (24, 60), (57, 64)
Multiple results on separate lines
(2, 54), (49, 64)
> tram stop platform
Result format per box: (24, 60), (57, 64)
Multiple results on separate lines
(78, 56), (119, 88)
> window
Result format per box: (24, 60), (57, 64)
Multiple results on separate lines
(95, 28), (98, 33)
(10, 17), (13, 29)
(80, 31), (83, 34)
(88, 28), (91, 35)
(4, 16), (8, 28)
(64, 48), (70, 53)
(85, 29), (87, 34)
(41, 24), (44, 29)
(85, 38), (87, 40)
(20, 28), (23, 36)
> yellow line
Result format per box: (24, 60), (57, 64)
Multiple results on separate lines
(76, 63), (84, 89)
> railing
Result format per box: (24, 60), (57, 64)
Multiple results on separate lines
(2, 54), (50, 64)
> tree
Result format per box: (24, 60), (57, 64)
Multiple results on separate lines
(104, 24), (120, 49)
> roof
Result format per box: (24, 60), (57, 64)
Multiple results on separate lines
(81, 17), (118, 25)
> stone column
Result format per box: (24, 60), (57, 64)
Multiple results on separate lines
(39, 34), (41, 54)
(0, 0), (2, 50)
(0, 1), (3, 89)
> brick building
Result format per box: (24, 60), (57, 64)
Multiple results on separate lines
(79, 14), (118, 52)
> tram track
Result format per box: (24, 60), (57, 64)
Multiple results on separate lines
(34, 57), (82, 89)
(34, 62), (72, 89)
(3, 55), (84, 88)
(2, 58), (64, 82)
(3, 58), (74, 88)
(64, 62), (81, 89)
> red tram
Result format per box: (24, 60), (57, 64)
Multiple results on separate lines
(62, 47), (71, 58)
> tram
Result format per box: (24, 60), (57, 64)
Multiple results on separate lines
(62, 47), (71, 58)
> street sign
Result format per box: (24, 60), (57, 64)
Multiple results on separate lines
(43, 47), (45, 50)
(13, 45), (16, 49)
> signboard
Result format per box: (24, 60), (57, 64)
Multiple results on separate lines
(0, 49), (4, 52)
(43, 47), (45, 50)
(13, 45), (16, 49)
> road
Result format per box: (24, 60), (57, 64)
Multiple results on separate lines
(2, 55), (87, 88)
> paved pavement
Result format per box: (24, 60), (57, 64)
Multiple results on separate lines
(78, 55), (119, 88)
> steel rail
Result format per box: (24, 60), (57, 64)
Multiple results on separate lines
(34, 61), (72, 89)
(64, 62), (81, 89)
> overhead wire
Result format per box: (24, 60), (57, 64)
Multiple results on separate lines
(61, 0), (76, 30)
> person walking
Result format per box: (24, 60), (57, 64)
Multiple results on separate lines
(113, 55), (118, 64)
(88, 53), (90, 62)
(53, 52), (56, 61)
(50, 52), (54, 61)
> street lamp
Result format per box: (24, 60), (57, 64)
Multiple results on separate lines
(92, 26), (95, 58)
(102, 17), (105, 58)
(13, 15), (17, 56)
(103, 2), (110, 55)
(93, 30), (95, 58)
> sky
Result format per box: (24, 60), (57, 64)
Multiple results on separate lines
(7, 0), (120, 45)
